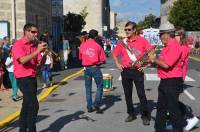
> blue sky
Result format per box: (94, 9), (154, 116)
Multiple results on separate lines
(110, 0), (160, 22)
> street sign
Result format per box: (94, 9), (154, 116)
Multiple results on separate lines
(0, 21), (10, 39)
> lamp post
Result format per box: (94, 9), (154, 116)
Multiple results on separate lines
(12, 0), (16, 39)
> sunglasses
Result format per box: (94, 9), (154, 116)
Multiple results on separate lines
(124, 28), (132, 32)
(30, 31), (38, 34)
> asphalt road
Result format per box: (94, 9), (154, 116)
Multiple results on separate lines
(2, 56), (200, 132)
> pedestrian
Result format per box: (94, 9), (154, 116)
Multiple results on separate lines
(175, 28), (199, 131)
(148, 22), (187, 132)
(41, 48), (53, 88)
(0, 41), (6, 91)
(112, 21), (151, 125)
(5, 48), (19, 101)
(62, 35), (71, 69)
(79, 29), (106, 114)
(12, 23), (47, 132)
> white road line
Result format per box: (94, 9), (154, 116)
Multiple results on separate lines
(118, 74), (195, 81)
(184, 90), (196, 100)
(145, 74), (195, 82)
(145, 74), (160, 81)
(118, 76), (121, 81)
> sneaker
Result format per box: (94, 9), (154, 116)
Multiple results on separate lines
(42, 84), (47, 88)
(12, 97), (18, 102)
(94, 107), (103, 114)
(87, 108), (95, 113)
(125, 114), (137, 122)
(185, 116), (199, 131)
(142, 116), (150, 125)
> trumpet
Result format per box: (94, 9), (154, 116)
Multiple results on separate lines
(131, 45), (158, 67)
(34, 37), (60, 62)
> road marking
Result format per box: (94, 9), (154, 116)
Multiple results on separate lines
(190, 56), (200, 62)
(0, 69), (84, 128)
(145, 74), (195, 81)
(109, 68), (116, 71)
(184, 90), (196, 100)
(118, 74), (195, 81)
(118, 76), (121, 80)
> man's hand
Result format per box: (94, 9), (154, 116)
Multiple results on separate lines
(116, 62), (124, 71)
(37, 42), (47, 52)
(148, 50), (156, 63)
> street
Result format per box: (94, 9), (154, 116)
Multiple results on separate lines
(2, 56), (200, 132)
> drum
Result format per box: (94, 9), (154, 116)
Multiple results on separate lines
(103, 74), (112, 91)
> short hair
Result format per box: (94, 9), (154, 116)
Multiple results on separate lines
(176, 27), (186, 44)
(88, 29), (98, 39)
(23, 23), (37, 32)
(125, 21), (137, 29)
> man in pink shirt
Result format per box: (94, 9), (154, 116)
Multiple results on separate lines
(112, 21), (151, 125)
(175, 28), (199, 131)
(12, 23), (47, 132)
(79, 29), (106, 113)
(148, 23), (186, 132)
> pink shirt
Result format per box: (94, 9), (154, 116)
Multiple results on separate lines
(180, 45), (191, 80)
(157, 38), (182, 79)
(79, 38), (106, 66)
(12, 37), (42, 78)
(112, 36), (152, 68)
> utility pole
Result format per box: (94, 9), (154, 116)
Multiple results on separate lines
(12, 0), (16, 39)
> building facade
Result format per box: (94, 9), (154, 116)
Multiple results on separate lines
(63, 0), (110, 36)
(0, 0), (52, 39)
(160, 0), (177, 25)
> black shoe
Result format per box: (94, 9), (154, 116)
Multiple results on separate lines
(95, 107), (103, 114)
(12, 97), (18, 102)
(125, 114), (137, 122)
(87, 108), (95, 113)
(142, 116), (150, 125)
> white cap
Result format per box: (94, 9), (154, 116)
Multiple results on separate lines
(159, 22), (175, 33)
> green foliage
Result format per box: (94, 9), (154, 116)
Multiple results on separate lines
(169, 0), (200, 31)
(63, 12), (86, 32)
(80, 6), (88, 19)
(137, 14), (157, 29)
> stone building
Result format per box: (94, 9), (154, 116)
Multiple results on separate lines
(0, 0), (52, 39)
(63, 0), (110, 36)
(160, 0), (177, 25)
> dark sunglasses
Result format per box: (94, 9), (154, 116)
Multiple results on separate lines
(124, 28), (132, 32)
(30, 31), (38, 34)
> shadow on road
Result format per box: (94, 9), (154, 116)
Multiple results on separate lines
(1, 115), (49, 132)
(133, 100), (157, 120)
(101, 94), (122, 112)
(40, 111), (95, 132)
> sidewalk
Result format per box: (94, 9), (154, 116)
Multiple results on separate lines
(0, 66), (83, 127)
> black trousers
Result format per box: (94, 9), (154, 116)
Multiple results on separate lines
(17, 76), (39, 132)
(121, 68), (149, 117)
(154, 78), (186, 132)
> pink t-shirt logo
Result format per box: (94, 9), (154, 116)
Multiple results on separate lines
(86, 48), (95, 58)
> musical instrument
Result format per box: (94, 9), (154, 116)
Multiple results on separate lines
(34, 37), (60, 63)
(131, 45), (158, 67)
(103, 74), (113, 92)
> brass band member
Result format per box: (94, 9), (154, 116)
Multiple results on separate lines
(112, 21), (151, 125)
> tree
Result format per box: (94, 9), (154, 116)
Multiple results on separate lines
(63, 10), (87, 33)
(80, 6), (88, 20)
(169, 0), (200, 31)
(137, 14), (157, 29)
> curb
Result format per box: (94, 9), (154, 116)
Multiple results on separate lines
(190, 56), (200, 62)
(0, 69), (84, 128)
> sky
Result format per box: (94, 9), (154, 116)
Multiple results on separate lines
(110, 0), (160, 23)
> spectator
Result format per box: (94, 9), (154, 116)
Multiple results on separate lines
(5, 48), (19, 101)
(41, 48), (53, 88)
